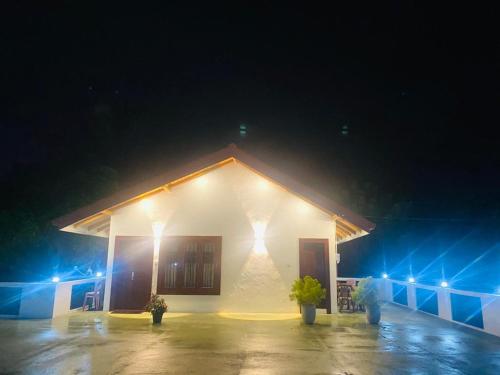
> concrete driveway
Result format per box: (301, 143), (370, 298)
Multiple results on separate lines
(0, 304), (499, 374)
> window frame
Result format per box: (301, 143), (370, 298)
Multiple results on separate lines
(156, 236), (222, 295)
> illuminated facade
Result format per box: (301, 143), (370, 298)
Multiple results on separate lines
(54, 145), (374, 313)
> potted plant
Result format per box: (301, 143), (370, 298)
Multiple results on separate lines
(351, 277), (381, 324)
(289, 276), (326, 324)
(145, 294), (168, 324)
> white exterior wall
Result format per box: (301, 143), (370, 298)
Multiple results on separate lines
(103, 161), (338, 313)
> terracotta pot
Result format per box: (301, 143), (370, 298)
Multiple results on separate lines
(301, 304), (316, 324)
(366, 304), (381, 324)
(152, 311), (164, 324)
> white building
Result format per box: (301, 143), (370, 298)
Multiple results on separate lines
(54, 145), (375, 313)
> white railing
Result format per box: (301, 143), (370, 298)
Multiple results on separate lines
(337, 277), (363, 282)
(0, 277), (105, 319)
(379, 278), (500, 337)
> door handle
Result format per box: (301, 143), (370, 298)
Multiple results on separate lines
(131, 271), (135, 281)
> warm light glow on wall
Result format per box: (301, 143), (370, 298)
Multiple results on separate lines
(151, 221), (166, 295)
(252, 221), (268, 254)
(258, 180), (269, 190)
(152, 221), (166, 240)
(139, 198), (153, 211)
(152, 221), (166, 264)
(195, 175), (208, 187)
(296, 200), (310, 213)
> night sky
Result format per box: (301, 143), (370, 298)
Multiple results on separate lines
(1, 4), (499, 291)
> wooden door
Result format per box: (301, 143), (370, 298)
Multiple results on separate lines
(110, 236), (154, 312)
(299, 238), (331, 313)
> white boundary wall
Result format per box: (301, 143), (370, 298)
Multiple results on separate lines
(0, 277), (104, 319)
(379, 278), (500, 337)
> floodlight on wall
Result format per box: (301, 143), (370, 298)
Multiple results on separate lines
(297, 200), (310, 213)
(195, 175), (208, 187)
(140, 198), (153, 211)
(440, 281), (449, 288)
(51, 276), (60, 283)
(258, 180), (269, 190)
(96, 271), (103, 277)
(252, 221), (267, 254)
(382, 273), (388, 279)
(408, 277), (415, 283)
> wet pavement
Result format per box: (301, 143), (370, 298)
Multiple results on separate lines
(0, 304), (499, 375)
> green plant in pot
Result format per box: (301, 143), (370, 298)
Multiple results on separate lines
(145, 294), (168, 324)
(351, 277), (381, 324)
(289, 276), (326, 324)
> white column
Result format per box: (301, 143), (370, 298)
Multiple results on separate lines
(52, 282), (73, 318)
(329, 221), (338, 313)
(407, 283), (417, 310)
(481, 295), (500, 336)
(102, 221), (115, 311)
(437, 288), (452, 321)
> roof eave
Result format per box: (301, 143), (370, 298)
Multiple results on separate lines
(52, 144), (376, 235)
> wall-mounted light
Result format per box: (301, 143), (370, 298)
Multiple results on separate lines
(252, 221), (267, 254)
(408, 277), (415, 283)
(96, 271), (103, 277)
(258, 180), (269, 190)
(440, 281), (449, 288)
(297, 200), (310, 213)
(51, 276), (60, 283)
(139, 198), (153, 211)
(195, 176), (208, 187)
(382, 273), (388, 279)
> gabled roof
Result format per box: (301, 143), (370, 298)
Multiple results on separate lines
(53, 144), (375, 242)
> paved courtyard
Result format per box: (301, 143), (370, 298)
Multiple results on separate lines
(0, 304), (499, 374)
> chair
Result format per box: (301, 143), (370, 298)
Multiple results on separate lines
(83, 280), (103, 311)
(337, 285), (354, 312)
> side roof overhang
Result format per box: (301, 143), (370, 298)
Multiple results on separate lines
(52, 144), (375, 243)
